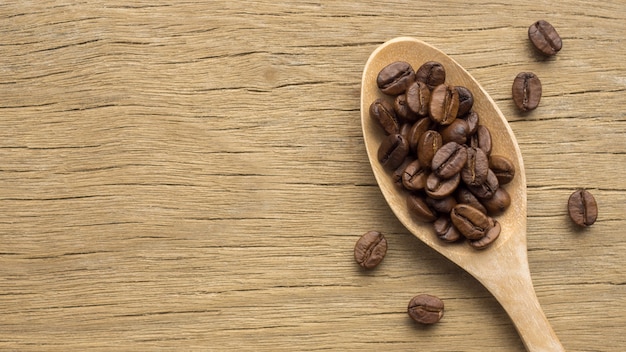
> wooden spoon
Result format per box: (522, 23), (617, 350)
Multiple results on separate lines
(361, 37), (565, 352)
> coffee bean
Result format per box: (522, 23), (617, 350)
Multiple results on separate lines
(402, 159), (428, 191)
(433, 216), (462, 242)
(489, 155), (516, 185)
(568, 189), (598, 227)
(378, 133), (410, 170)
(407, 193), (438, 222)
(370, 98), (400, 135)
(469, 125), (492, 156)
(354, 231), (388, 269)
(431, 142), (467, 179)
(440, 118), (469, 145)
(408, 117), (434, 154)
(481, 187), (511, 215)
(426, 196), (457, 214)
(455, 186), (488, 214)
(451, 204), (493, 240)
(512, 72), (542, 112)
(528, 20), (562, 56)
(406, 81), (431, 117)
(415, 61), (446, 90)
(461, 147), (489, 186)
(377, 61), (416, 95)
(408, 294), (444, 325)
(392, 157), (415, 188)
(467, 169), (499, 199)
(394, 93), (418, 122)
(429, 84), (459, 125)
(426, 172), (460, 200)
(456, 86), (474, 117)
(399, 122), (412, 141)
(461, 110), (479, 135)
(417, 130), (443, 169)
(469, 219), (501, 249)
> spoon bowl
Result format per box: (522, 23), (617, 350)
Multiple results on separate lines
(361, 37), (564, 352)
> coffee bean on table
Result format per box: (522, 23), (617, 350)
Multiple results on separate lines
(408, 294), (444, 325)
(370, 98), (399, 135)
(377, 61), (416, 95)
(512, 72), (542, 112)
(528, 20), (562, 56)
(378, 133), (409, 170)
(415, 61), (446, 89)
(429, 84), (459, 125)
(354, 231), (388, 269)
(568, 189), (598, 227)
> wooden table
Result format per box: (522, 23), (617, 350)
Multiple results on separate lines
(1, 1), (624, 351)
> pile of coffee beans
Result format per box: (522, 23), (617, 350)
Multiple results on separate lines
(370, 60), (515, 249)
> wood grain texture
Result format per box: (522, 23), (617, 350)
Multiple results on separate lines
(1, 1), (624, 351)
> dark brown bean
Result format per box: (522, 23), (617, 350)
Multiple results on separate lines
(455, 186), (488, 214)
(429, 84), (459, 125)
(402, 159), (429, 191)
(408, 117), (434, 155)
(450, 204), (493, 240)
(426, 196), (457, 214)
(378, 133), (410, 170)
(426, 172), (460, 199)
(440, 118), (469, 145)
(528, 20), (562, 56)
(417, 130), (443, 169)
(469, 125), (492, 156)
(455, 86), (474, 117)
(392, 157), (415, 188)
(394, 93), (418, 122)
(406, 81), (430, 117)
(433, 216), (462, 242)
(489, 155), (516, 185)
(415, 61), (446, 90)
(482, 187), (511, 215)
(469, 220), (501, 249)
(407, 193), (438, 222)
(408, 294), (444, 325)
(354, 231), (388, 269)
(461, 147), (489, 186)
(377, 61), (415, 96)
(369, 98), (400, 135)
(467, 169), (499, 199)
(512, 72), (542, 112)
(431, 142), (468, 179)
(567, 189), (598, 227)
(462, 110), (479, 135)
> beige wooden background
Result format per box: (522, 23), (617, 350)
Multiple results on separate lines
(1, 1), (625, 351)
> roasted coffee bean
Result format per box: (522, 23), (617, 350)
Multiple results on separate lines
(462, 147), (489, 186)
(354, 231), (388, 269)
(528, 20), (562, 56)
(462, 110), (479, 135)
(429, 84), (459, 125)
(568, 189), (598, 227)
(426, 172), (460, 199)
(370, 98), (399, 135)
(482, 187), (511, 215)
(469, 220), (501, 249)
(469, 125), (492, 156)
(433, 216), (462, 242)
(467, 169), (499, 199)
(392, 157), (415, 188)
(399, 123), (412, 141)
(451, 204), (493, 240)
(402, 159), (428, 191)
(489, 155), (515, 185)
(440, 118), (469, 145)
(377, 61), (415, 96)
(406, 81), (431, 117)
(408, 117), (434, 154)
(408, 294), (444, 325)
(456, 86), (474, 117)
(431, 142), (467, 179)
(417, 130), (443, 169)
(455, 186), (488, 214)
(394, 93), (418, 122)
(512, 72), (542, 112)
(378, 133), (410, 170)
(407, 193), (438, 222)
(415, 61), (446, 90)
(426, 195), (457, 214)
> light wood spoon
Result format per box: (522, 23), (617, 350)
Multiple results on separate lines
(361, 37), (565, 352)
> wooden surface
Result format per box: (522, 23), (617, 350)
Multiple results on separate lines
(1, 1), (624, 351)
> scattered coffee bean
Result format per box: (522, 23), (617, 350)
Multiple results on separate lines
(512, 72), (542, 112)
(377, 61), (415, 95)
(568, 189), (598, 227)
(371, 60), (516, 249)
(354, 231), (388, 269)
(528, 20), (562, 56)
(408, 294), (444, 325)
